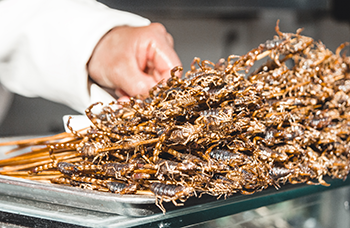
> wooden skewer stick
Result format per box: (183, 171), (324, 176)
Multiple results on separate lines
(135, 190), (155, 196)
(0, 151), (50, 166)
(4, 138), (81, 155)
(97, 138), (159, 153)
(0, 126), (89, 147)
(0, 151), (77, 167)
(0, 152), (52, 166)
(0, 171), (61, 176)
(0, 132), (74, 147)
(0, 155), (82, 172)
(12, 175), (61, 181)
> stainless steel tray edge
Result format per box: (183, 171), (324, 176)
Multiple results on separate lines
(0, 175), (156, 217)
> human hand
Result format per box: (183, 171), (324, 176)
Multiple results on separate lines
(87, 23), (181, 100)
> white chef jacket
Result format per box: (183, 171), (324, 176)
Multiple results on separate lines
(0, 0), (150, 114)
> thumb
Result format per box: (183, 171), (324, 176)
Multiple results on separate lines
(114, 61), (159, 97)
(147, 38), (182, 82)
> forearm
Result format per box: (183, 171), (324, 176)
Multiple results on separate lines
(0, 0), (150, 113)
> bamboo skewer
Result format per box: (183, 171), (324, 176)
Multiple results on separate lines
(0, 151), (77, 166)
(0, 126), (89, 148)
(15, 176), (61, 181)
(0, 171), (61, 176)
(97, 138), (160, 152)
(0, 155), (82, 172)
(0, 132), (74, 147)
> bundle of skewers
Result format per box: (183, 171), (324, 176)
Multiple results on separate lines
(1, 22), (350, 213)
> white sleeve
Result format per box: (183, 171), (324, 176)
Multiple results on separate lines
(0, 0), (150, 113)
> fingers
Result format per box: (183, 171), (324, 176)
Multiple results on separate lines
(116, 94), (131, 103)
(146, 23), (182, 81)
(116, 67), (158, 96)
(120, 23), (181, 96)
(166, 32), (174, 47)
(88, 23), (181, 99)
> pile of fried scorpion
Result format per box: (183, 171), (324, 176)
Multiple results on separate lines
(1, 23), (350, 214)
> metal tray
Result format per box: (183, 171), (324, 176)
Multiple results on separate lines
(0, 175), (158, 217)
(0, 136), (159, 217)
